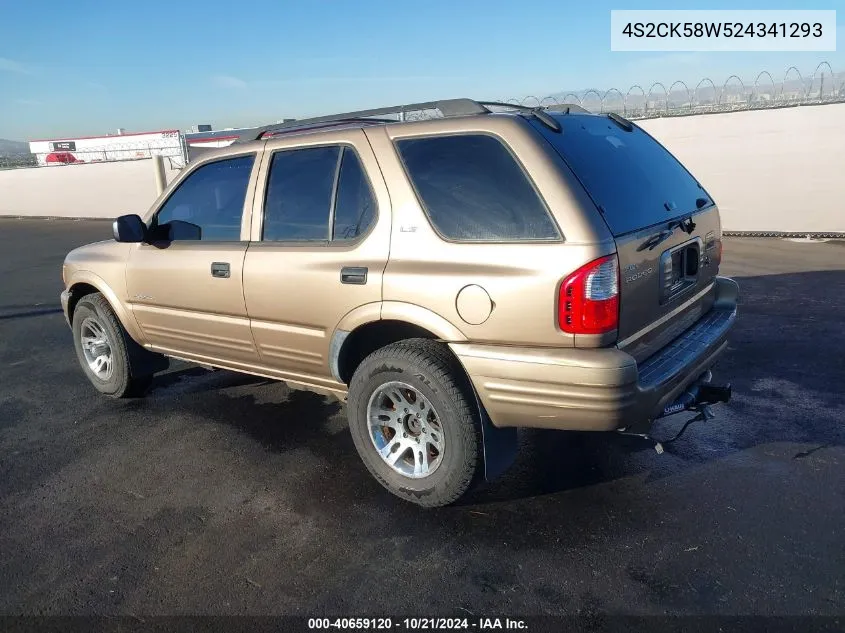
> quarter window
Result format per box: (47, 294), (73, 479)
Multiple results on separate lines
(332, 150), (376, 242)
(396, 134), (559, 241)
(153, 155), (255, 241)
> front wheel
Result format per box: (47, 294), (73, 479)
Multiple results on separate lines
(347, 339), (482, 507)
(72, 293), (158, 398)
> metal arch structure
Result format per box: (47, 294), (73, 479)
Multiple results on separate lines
(808, 61), (835, 99)
(780, 66), (805, 100)
(646, 82), (669, 113)
(562, 93), (583, 107)
(752, 71), (777, 103)
(718, 75), (747, 105)
(625, 84), (647, 116)
(519, 95), (542, 108)
(667, 80), (693, 111)
(693, 77), (718, 108)
(485, 61), (842, 121)
(580, 89), (602, 112)
(601, 88), (625, 114)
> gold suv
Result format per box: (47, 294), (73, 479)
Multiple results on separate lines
(61, 99), (737, 506)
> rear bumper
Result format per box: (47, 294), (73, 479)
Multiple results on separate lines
(450, 276), (738, 432)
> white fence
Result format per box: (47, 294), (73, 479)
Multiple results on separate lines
(0, 158), (180, 219)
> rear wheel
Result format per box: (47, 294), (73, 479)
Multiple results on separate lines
(72, 293), (160, 398)
(347, 339), (482, 507)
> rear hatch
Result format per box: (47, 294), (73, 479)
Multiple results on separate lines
(532, 113), (723, 362)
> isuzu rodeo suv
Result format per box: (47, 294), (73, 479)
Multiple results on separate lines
(61, 99), (737, 506)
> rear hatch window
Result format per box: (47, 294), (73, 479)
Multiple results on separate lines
(532, 114), (711, 236)
(533, 113), (722, 352)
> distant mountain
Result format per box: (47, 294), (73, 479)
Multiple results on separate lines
(0, 138), (30, 156)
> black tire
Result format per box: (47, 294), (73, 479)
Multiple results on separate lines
(71, 293), (163, 398)
(347, 339), (482, 507)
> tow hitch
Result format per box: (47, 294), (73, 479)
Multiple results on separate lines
(618, 371), (732, 454)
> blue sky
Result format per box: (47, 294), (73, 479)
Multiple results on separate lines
(1, 0), (842, 140)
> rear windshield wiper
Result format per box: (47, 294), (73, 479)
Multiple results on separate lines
(638, 216), (697, 251)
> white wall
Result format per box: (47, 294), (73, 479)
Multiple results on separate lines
(2, 104), (845, 231)
(637, 103), (845, 233)
(0, 158), (180, 219)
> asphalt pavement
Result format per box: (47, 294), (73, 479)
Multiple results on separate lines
(0, 219), (843, 618)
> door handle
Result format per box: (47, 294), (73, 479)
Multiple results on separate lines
(340, 266), (368, 285)
(211, 262), (230, 278)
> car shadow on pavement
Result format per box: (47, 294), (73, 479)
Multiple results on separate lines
(0, 306), (63, 320)
(149, 364), (277, 394)
(146, 365), (347, 455)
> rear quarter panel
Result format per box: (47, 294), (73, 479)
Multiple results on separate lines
(367, 116), (614, 348)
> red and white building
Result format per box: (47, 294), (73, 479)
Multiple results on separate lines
(28, 120), (298, 167)
(29, 129), (187, 167)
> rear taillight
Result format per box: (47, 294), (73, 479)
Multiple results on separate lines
(559, 254), (619, 335)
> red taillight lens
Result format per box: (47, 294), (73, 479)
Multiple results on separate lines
(559, 254), (619, 335)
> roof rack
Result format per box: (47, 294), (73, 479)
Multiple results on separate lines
(237, 98), (489, 143)
(259, 117), (401, 140)
(237, 97), (588, 143)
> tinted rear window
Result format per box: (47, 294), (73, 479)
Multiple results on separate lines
(533, 115), (710, 236)
(396, 134), (559, 241)
(262, 146), (340, 241)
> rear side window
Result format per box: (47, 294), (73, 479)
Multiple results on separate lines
(396, 134), (559, 241)
(532, 115), (711, 236)
(262, 145), (376, 242)
(263, 146), (340, 241)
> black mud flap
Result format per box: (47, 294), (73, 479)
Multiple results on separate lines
(124, 331), (170, 377)
(472, 388), (518, 482)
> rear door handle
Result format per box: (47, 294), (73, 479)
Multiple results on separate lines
(340, 266), (368, 285)
(211, 262), (230, 278)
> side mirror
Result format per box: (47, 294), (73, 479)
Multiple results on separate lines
(113, 214), (147, 243)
